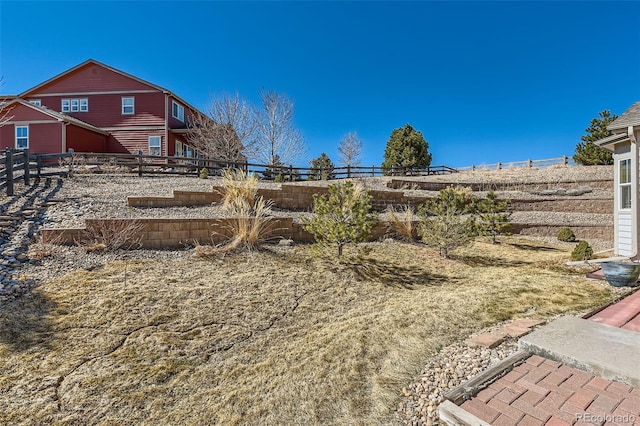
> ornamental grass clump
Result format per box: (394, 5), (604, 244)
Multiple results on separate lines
(385, 205), (418, 241)
(304, 180), (376, 257)
(198, 168), (274, 255)
(418, 187), (478, 258)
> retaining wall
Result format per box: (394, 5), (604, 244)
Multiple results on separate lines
(127, 185), (611, 214)
(387, 179), (613, 191)
(42, 218), (612, 250)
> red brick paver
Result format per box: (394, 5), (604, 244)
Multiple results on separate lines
(456, 356), (640, 425)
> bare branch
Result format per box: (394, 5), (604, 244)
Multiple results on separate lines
(338, 132), (363, 167)
(253, 90), (305, 165)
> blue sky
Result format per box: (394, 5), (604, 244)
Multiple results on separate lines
(1, 1), (639, 167)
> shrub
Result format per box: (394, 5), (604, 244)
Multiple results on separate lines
(304, 181), (376, 257)
(557, 227), (576, 242)
(477, 191), (510, 243)
(571, 240), (593, 261)
(199, 167), (209, 179)
(78, 219), (144, 252)
(308, 152), (336, 180)
(385, 205), (418, 241)
(418, 187), (478, 258)
(204, 168), (274, 254)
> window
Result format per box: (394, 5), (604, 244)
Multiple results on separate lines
(175, 141), (183, 157)
(30, 99), (41, 106)
(122, 97), (134, 115)
(15, 126), (28, 149)
(148, 135), (161, 156)
(620, 158), (632, 209)
(62, 98), (88, 112)
(172, 101), (184, 122)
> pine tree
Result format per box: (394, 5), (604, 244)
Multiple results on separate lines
(309, 152), (336, 180)
(382, 124), (432, 175)
(304, 181), (375, 257)
(477, 191), (510, 243)
(418, 188), (478, 258)
(573, 110), (617, 165)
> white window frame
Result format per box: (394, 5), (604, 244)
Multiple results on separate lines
(15, 125), (29, 149)
(61, 99), (70, 112)
(70, 99), (79, 112)
(148, 135), (162, 156)
(79, 98), (88, 112)
(30, 99), (41, 106)
(122, 97), (135, 115)
(619, 158), (632, 210)
(175, 140), (183, 157)
(172, 101), (184, 122)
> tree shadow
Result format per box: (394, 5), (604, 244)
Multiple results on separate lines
(0, 289), (57, 352)
(508, 242), (562, 252)
(448, 254), (530, 268)
(340, 257), (451, 289)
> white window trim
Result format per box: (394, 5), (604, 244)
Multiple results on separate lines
(30, 99), (41, 106)
(61, 99), (70, 112)
(15, 125), (29, 149)
(619, 158), (632, 210)
(148, 135), (162, 156)
(79, 98), (88, 112)
(122, 97), (135, 115)
(62, 98), (88, 113)
(172, 101), (184, 122)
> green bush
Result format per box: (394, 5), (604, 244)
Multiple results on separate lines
(557, 227), (576, 242)
(199, 167), (209, 179)
(571, 241), (593, 261)
(418, 187), (478, 258)
(303, 181), (376, 257)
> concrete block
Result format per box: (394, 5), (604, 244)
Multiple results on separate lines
(519, 316), (640, 388)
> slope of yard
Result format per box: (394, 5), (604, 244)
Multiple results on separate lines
(0, 238), (620, 425)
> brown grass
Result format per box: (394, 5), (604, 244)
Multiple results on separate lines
(0, 238), (622, 425)
(385, 205), (418, 241)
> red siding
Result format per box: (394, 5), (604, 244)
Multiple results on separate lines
(25, 63), (157, 95)
(109, 130), (165, 156)
(39, 92), (166, 128)
(66, 125), (108, 153)
(167, 96), (195, 129)
(1, 102), (57, 122)
(0, 123), (62, 153)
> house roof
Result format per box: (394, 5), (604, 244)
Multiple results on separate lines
(1, 98), (108, 135)
(609, 101), (640, 130)
(19, 59), (204, 117)
(595, 131), (630, 148)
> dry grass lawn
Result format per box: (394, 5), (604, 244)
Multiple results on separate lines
(0, 238), (621, 425)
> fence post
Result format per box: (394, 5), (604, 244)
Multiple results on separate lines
(528, 159), (532, 168)
(497, 162), (502, 170)
(289, 164), (293, 182)
(23, 149), (30, 185)
(347, 164), (351, 178)
(138, 151), (143, 177)
(37, 155), (42, 177)
(562, 155), (567, 166)
(372, 165), (375, 177)
(472, 165), (475, 171)
(6, 148), (14, 196)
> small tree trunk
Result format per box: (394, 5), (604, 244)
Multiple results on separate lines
(338, 243), (343, 257)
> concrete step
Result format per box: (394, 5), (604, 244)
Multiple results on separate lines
(519, 315), (640, 387)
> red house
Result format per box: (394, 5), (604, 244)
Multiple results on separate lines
(0, 59), (204, 158)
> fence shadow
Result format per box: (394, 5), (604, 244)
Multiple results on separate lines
(0, 289), (57, 352)
(340, 257), (450, 289)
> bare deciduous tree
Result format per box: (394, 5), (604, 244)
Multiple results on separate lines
(338, 131), (363, 167)
(253, 89), (305, 166)
(0, 77), (15, 127)
(187, 93), (256, 162)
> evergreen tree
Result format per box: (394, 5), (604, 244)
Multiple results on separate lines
(304, 181), (376, 257)
(477, 191), (510, 243)
(309, 152), (336, 180)
(382, 124), (432, 175)
(418, 188), (478, 258)
(573, 110), (617, 165)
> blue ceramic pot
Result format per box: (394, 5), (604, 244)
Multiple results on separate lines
(600, 261), (640, 287)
